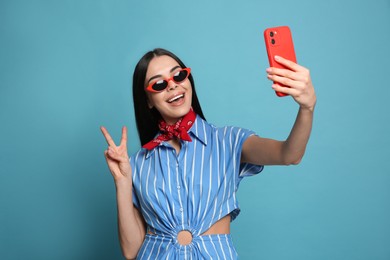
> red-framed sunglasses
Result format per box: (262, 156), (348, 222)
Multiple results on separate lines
(146, 68), (191, 93)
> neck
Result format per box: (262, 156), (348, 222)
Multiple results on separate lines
(161, 108), (194, 125)
(163, 117), (182, 126)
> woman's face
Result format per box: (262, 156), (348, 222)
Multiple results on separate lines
(145, 55), (193, 125)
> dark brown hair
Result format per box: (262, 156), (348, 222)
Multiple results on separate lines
(132, 48), (206, 145)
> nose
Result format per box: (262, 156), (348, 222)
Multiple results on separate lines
(167, 79), (178, 91)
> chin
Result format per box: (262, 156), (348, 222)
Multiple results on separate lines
(172, 105), (191, 117)
(163, 105), (192, 124)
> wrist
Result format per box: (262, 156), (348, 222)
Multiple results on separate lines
(115, 178), (132, 190)
(299, 102), (316, 113)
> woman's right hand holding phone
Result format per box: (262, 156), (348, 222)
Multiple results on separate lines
(100, 126), (132, 185)
(266, 56), (316, 111)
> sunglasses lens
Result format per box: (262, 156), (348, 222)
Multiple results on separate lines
(152, 80), (168, 91)
(148, 69), (190, 92)
(173, 69), (189, 83)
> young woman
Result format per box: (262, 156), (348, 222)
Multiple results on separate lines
(101, 48), (316, 259)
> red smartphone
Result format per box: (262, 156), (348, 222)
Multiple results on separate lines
(264, 26), (297, 97)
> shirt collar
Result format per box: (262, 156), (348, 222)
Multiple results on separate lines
(144, 115), (209, 159)
(188, 115), (208, 146)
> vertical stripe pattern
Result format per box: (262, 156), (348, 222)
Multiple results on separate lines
(131, 116), (263, 259)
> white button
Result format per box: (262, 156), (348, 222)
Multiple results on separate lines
(177, 185), (180, 189)
(180, 208), (183, 212)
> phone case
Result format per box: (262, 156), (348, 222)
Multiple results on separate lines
(264, 26), (297, 97)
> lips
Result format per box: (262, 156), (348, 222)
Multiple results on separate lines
(167, 93), (185, 103)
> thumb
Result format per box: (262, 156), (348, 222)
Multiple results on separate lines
(107, 147), (128, 163)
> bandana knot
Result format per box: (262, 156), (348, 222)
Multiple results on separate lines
(142, 109), (196, 150)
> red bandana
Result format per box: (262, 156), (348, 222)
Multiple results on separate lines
(142, 109), (197, 150)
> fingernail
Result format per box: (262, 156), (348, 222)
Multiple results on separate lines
(266, 68), (271, 72)
(274, 55), (280, 60)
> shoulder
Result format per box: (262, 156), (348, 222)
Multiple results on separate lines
(129, 148), (148, 166)
(195, 117), (256, 147)
(214, 125), (256, 142)
(194, 116), (254, 136)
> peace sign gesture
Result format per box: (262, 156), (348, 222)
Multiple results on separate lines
(100, 126), (132, 184)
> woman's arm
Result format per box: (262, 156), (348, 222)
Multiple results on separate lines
(241, 56), (316, 166)
(116, 180), (146, 260)
(101, 126), (146, 259)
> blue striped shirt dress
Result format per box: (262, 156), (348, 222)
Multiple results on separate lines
(130, 116), (263, 259)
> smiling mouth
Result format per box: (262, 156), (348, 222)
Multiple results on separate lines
(167, 94), (185, 103)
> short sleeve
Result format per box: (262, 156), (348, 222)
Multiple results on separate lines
(235, 130), (264, 186)
(239, 162), (264, 179)
(224, 127), (263, 220)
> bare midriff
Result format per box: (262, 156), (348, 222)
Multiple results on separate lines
(147, 214), (231, 245)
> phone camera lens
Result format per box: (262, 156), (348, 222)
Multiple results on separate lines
(270, 31), (274, 37)
(271, 39), (276, 45)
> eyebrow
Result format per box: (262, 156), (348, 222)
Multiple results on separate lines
(147, 66), (181, 84)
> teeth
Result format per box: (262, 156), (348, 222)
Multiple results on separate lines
(168, 94), (184, 103)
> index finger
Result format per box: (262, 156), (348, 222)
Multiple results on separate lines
(120, 126), (128, 146)
(274, 55), (306, 72)
(100, 126), (117, 147)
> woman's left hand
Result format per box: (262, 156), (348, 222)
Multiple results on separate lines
(266, 55), (316, 111)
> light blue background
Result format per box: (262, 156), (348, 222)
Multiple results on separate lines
(1, 0), (389, 259)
